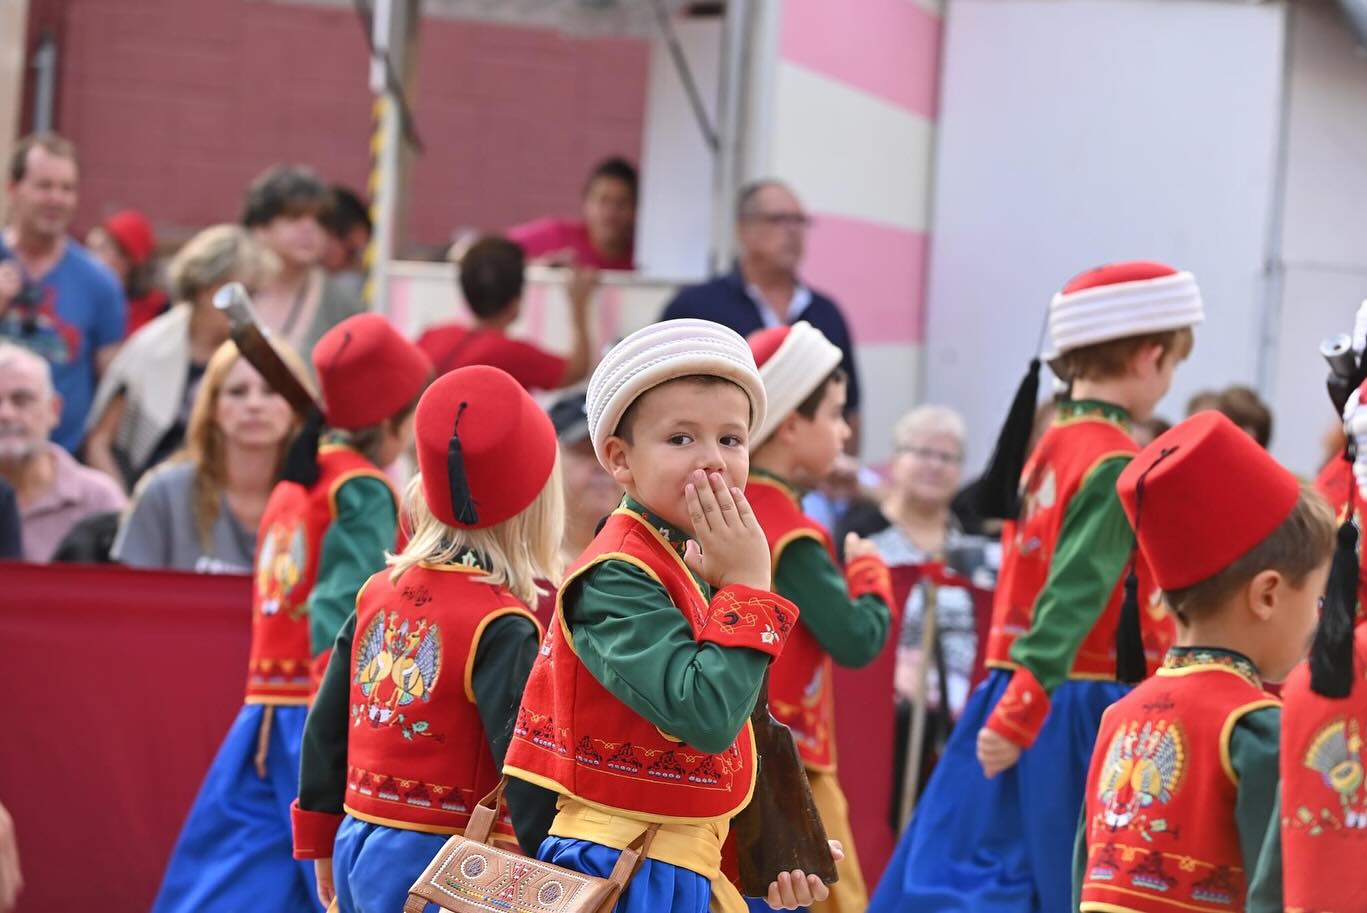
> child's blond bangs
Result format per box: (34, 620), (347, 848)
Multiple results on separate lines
(388, 455), (565, 606)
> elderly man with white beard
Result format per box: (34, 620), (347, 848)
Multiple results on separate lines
(0, 342), (123, 561)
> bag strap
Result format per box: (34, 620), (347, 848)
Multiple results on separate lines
(463, 777), (509, 845)
(606, 823), (661, 889)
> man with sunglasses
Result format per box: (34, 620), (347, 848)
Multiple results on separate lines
(662, 180), (863, 451)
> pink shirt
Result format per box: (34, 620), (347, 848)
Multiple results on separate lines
(20, 443), (127, 562)
(505, 217), (635, 271)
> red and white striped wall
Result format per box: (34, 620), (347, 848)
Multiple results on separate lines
(754, 0), (944, 462)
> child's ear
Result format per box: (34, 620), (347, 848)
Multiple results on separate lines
(602, 436), (634, 487)
(1246, 569), (1283, 622)
(776, 412), (805, 445)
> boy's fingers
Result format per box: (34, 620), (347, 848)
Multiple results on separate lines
(710, 472), (739, 521)
(693, 470), (722, 524)
(731, 487), (758, 527)
(685, 482), (710, 533)
(683, 540), (705, 577)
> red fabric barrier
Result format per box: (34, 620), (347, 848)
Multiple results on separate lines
(0, 563), (252, 913)
(0, 560), (989, 910)
(833, 563), (994, 887)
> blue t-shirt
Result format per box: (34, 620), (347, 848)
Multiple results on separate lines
(0, 240), (127, 452)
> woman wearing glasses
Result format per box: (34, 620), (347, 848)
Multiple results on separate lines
(837, 406), (999, 821)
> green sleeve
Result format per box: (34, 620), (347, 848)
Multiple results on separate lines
(1231, 706), (1281, 897)
(773, 535), (890, 667)
(1008, 455), (1132, 693)
(470, 613), (560, 855)
(307, 476), (396, 657)
(1247, 784), (1284, 913)
(298, 612), (357, 814)
(566, 559), (767, 755)
(1072, 803), (1088, 913)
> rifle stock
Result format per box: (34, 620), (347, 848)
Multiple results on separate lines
(732, 670), (838, 897)
(212, 282), (322, 419)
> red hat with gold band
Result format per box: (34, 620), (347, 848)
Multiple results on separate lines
(312, 313), (432, 430)
(1117, 410), (1300, 592)
(416, 365), (558, 529)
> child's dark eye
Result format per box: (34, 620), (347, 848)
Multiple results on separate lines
(668, 434), (693, 446)
(721, 435), (744, 447)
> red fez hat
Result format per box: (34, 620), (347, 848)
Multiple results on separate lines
(103, 210), (156, 266)
(1118, 411), (1300, 592)
(416, 365), (557, 529)
(312, 313), (432, 430)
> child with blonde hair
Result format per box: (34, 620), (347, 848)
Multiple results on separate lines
(292, 365), (565, 913)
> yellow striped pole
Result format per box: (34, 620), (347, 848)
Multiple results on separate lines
(362, 93), (389, 310)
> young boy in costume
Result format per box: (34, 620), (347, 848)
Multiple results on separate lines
(504, 318), (840, 913)
(291, 365), (566, 913)
(1074, 410), (1333, 912)
(1247, 379), (1367, 913)
(152, 313), (431, 913)
(744, 321), (894, 913)
(870, 261), (1202, 913)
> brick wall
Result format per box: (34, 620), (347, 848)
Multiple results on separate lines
(20, 0), (648, 250)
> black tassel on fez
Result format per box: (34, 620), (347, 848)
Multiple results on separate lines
(1116, 447), (1177, 685)
(973, 358), (1041, 521)
(1310, 516), (1359, 698)
(447, 402), (479, 526)
(281, 408), (324, 487)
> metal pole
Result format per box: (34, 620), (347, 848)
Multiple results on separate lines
(709, 0), (749, 274)
(363, 0), (418, 316)
(31, 31), (57, 135)
(899, 578), (940, 830)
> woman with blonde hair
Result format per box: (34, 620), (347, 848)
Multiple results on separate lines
(112, 338), (302, 573)
(86, 224), (276, 488)
(292, 365), (565, 913)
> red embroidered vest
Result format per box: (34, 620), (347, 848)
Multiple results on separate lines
(246, 446), (392, 704)
(1080, 652), (1278, 913)
(344, 562), (541, 838)
(503, 507), (759, 823)
(745, 476), (837, 771)
(987, 408), (1173, 678)
(1278, 627), (1367, 913)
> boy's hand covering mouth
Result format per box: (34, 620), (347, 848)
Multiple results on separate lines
(683, 470), (772, 591)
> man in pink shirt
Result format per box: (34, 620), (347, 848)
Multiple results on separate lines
(0, 341), (124, 561)
(506, 157), (637, 271)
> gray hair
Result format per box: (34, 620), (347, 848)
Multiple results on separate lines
(0, 341), (54, 399)
(893, 405), (966, 452)
(735, 178), (796, 222)
(168, 224), (278, 303)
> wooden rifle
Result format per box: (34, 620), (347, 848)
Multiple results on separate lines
(731, 670), (838, 896)
(212, 282), (322, 420)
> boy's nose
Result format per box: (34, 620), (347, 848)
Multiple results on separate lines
(694, 446), (725, 477)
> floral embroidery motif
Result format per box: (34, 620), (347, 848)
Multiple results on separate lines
(1289, 717), (1367, 835)
(255, 519), (308, 619)
(353, 609), (442, 742)
(1093, 718), (1187, 841)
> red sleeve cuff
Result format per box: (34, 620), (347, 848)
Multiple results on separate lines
(985, 666), (1051, 749)
(846, 555), (894, 608)
(291, 799), (344, 860)
(698, 585), (800, 660)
